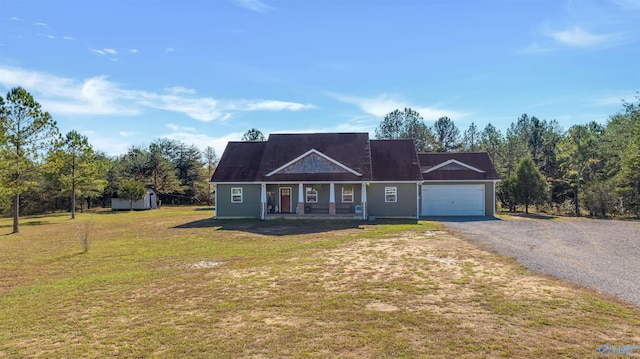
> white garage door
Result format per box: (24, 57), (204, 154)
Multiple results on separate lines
(421, 184), (485, 216)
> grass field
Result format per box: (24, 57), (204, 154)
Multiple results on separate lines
(1, 207), (639, 358)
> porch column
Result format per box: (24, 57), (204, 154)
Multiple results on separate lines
(329, 183), (336, 215)
(361, 183), (367, 220)
(297, 183), (305, 215)
(260, 183), (267, 220)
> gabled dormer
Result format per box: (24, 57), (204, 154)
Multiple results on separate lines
(266, 149), (362, 177)
(422, 159), (485, 174)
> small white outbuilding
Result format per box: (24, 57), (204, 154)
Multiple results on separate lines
(111, 189), (158, 210)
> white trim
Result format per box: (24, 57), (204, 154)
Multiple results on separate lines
(341, 185), (354, 203)
(231, 187), (243, 203)
(213, 181), (370, 185)
(305, 187), (318, 203)
(366, 181), (423, 184)
(261, 184), (266, 220)
(265, 149), (363, 177)
(213, 180), (424, 185)
(423, 159), (486, 174)
(361, 183), (367, 220)
(211, 182), (258, 185)
(298, 183), (304, 204)
(416, 183), (420, 220)
(213, 184), (218, 219)
(385, 187), (397, 203)
(492, 181), (496, 217)
(422, 180), (499, 183)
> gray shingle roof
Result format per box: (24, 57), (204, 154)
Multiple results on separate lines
(211, 133), (500, 183)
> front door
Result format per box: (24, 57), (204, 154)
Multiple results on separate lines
(280, 188), (291, 213)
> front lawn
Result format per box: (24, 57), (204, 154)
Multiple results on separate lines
(1, 207), (639, 358)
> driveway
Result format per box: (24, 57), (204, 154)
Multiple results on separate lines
(438, 216), (640, 307)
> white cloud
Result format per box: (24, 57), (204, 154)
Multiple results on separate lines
(237, 99), (315, 111)
(136, 92), (229, 122)
(161, 129), (242, 158)
(165, 86), (196, 95)
(33, 22), (48, 27)
(593, 91), (639, 106)
(166, 123), (196, 132)
(516, 42), (553, 55)
(165, 47), (176, 53)
(90, 48), (118, 56)
(0, 66), (315, 121)
(331, 93), (469, 121)
(549, 26), (612, 47)
(47, 35), (55, 40)
(130, 48), (138, 54)
(0, 66), (137, 116)
(119, 131), (137, 137)
(10, 17), (23, 21)
(88, 135), (132, 156)
(232, 0), (273, 12)
(63, 36), (74, 40)
(612, 0), (640, 10)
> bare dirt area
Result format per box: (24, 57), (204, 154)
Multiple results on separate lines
(439, 215), (640, 307)
(221, 226), (640, 357)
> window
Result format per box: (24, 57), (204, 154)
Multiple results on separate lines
(231, 187), (243, 203)
(342, 186), (354, 203)
(385, 187), (397, 202)
(306, 187), (318, 203)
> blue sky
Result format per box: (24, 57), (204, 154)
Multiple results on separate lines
(1, 0), (639, 157)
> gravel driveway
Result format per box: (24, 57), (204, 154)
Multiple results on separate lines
(438, 216), (640, 307)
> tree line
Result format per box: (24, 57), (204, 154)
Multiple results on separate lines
(0, 87), (219, 233)
(376, 102), (640, 217)
(2, 87), (639, 233)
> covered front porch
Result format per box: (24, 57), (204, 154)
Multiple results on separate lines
(264, 212), (364, 220)
(260, 182), (368, 220)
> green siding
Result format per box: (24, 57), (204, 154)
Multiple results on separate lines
(367, 183), (418, 218)
(421, 182), (496, 216)
(216, 184), (262, 218)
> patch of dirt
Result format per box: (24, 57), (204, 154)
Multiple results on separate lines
(191, 261), (223, 268)
(366, 302), (399, 312)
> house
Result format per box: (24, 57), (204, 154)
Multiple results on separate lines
(210, 133), (500, 220)
(111, 189), (158, 210)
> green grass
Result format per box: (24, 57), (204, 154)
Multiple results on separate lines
(1, 207), (639, 358)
